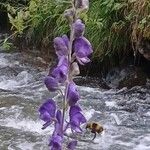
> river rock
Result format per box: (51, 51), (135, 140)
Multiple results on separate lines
(105, 66), (147, 89)
(138, 38), (150, 60)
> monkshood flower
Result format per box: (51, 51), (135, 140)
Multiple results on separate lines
(73, 19), (85, 38)
(67, 82), (80, 106)
(51, 56), (68, 83)
(39, 0), (91, 149)
(54, 35), (69, 58)
(44, 76), (58, 92)
(39, 99), (56, 129)
(49, 134), (63, 150)
(45, 57), (68, 91)
(69, 105), (86, 133)
(73, 36), (93, 65)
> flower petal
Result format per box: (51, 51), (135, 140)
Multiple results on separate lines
(44, 76), (58, 91)
(69, 106), (86, 133)
(62, 35), (69, 48)
(76, 56), (90, 65)
(69, 105), (82, 117)
(52, 57), (68, 83)
(73, 37), (92, 63)
(49, 134), (63, 150)
(67, 82), (80, 106)
(73, 19), (85, 38)
(39, 99), (56, 124)
(54, 35), (69, 58)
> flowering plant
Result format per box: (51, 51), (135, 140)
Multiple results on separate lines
(39, 0), (93, 149)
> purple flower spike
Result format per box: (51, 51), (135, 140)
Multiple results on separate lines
(44, 76), (58, 92)
(39, 99), (56, 129)
(49, 134), (63, 150)
(73, 19), (85, 38)
(54, 35), (69, 58)
(67, 82), (80, 106)
(73, 37), (93, 65)
(67, 140), (77, 150)
(69, 105), (86, 133)
(52, 57), (68, 83)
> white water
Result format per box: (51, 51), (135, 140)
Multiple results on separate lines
(0, 53), (150, 150)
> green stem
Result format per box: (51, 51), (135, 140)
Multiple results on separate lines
(61, 1), (76, 133)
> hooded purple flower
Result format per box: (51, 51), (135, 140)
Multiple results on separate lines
(67, 140), (77, 150)
(73, 19), (85, 38)
(73, 37), (93, 65)
(69, 105), (86, 133)
(39, 99), (56, 129)
(49, 134), (63, 150)
(52, 56), (68, 83)
(54, 35), (69, 58)
(67, 82), (80, 106)
(44, 76), (58, 92)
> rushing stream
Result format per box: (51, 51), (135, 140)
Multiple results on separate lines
(0, 52), (150, 150)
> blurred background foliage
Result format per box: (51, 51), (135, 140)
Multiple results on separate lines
(0, 0), (150, 65)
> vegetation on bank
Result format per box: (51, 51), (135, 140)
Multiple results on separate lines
(0, 0), (150, 65)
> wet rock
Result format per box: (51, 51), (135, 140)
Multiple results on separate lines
(118, 67), (147, 89)
(139, 38), (150, 60)
(105, 66), (147, 89)
(74, 76), (110, 89)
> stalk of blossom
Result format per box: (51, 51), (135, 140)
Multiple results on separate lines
(39, 0), (92, 149)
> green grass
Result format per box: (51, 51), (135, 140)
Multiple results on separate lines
(1, 0), (150, 65)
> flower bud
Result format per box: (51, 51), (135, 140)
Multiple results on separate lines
(54, 35), (69, 58)
(64, 8), (75, 23)
(71, 62), (80, 76)
(74, 0), (89, 12)
(73, 19), (85, 38)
